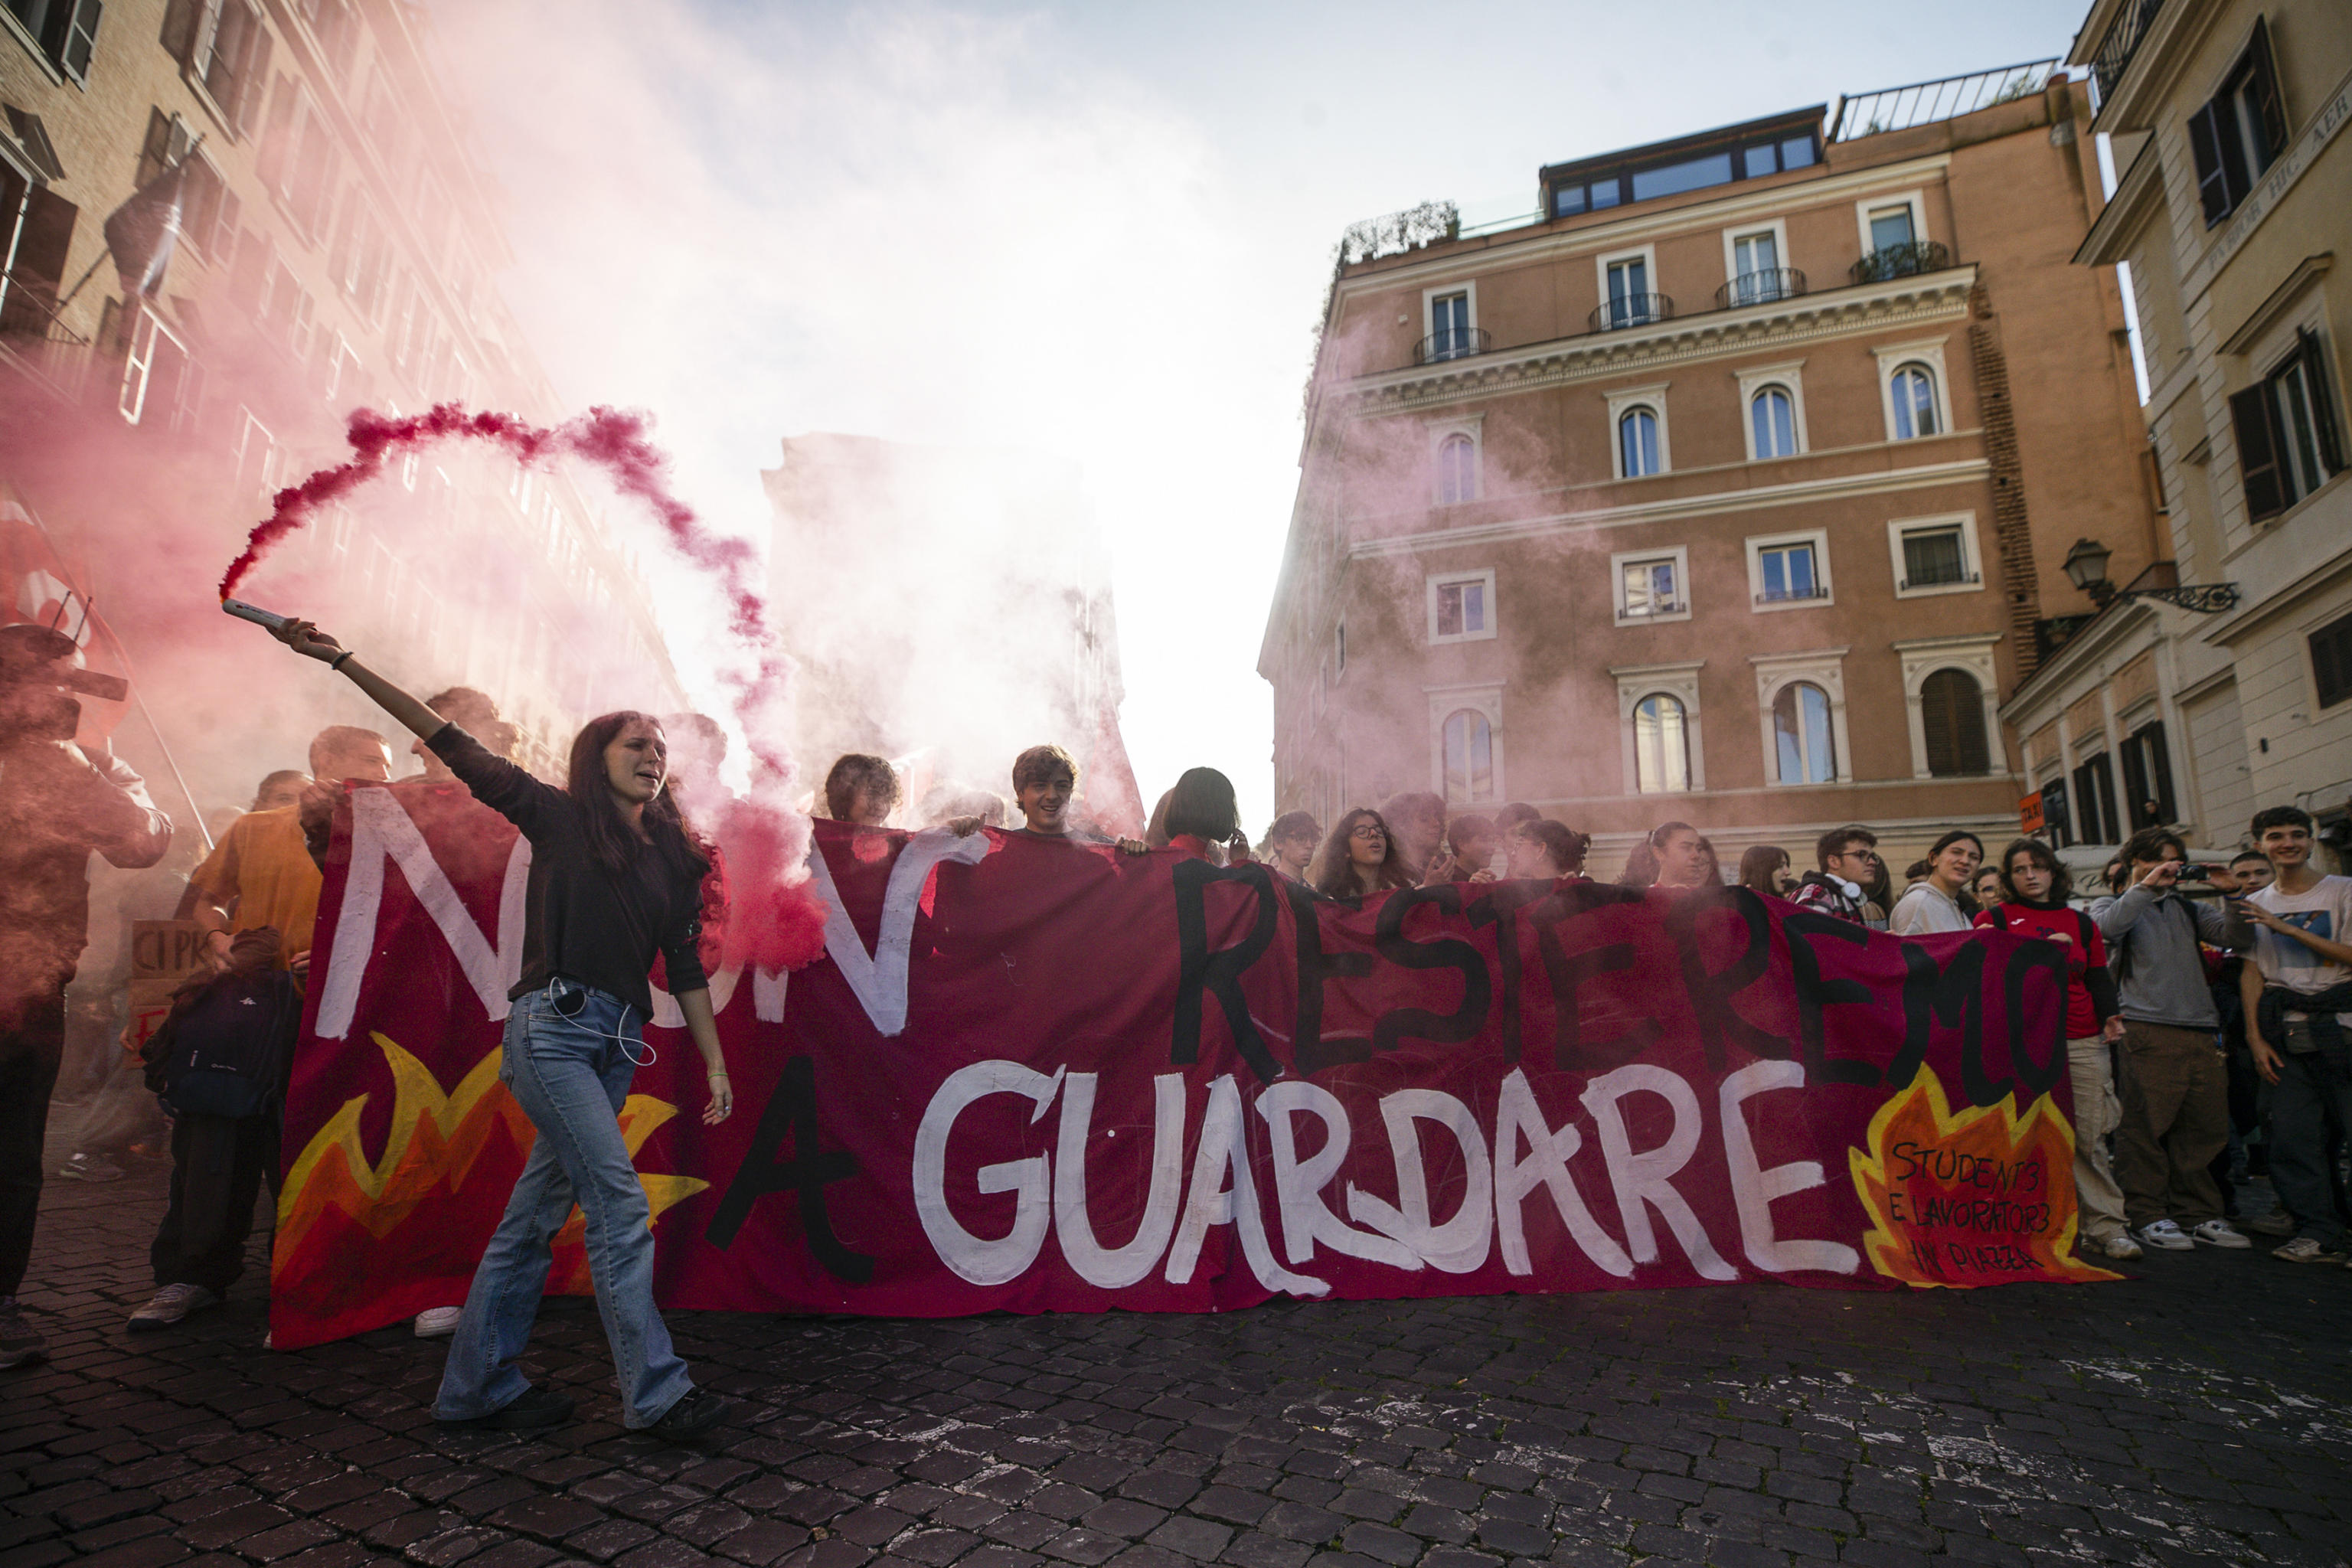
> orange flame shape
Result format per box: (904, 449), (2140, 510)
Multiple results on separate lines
(277, 1034), (708, 1280)
(1848, 1070), (2118, 1289)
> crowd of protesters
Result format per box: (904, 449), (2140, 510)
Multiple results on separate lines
(2, 603), (2347, 1431)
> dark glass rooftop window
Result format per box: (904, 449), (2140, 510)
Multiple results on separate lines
(1631, 152), (1733, 201)
(1543, 113), (1821, 224)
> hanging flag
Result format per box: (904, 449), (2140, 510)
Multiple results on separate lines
(102, 153), (191, 299)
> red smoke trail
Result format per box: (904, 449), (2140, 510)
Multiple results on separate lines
(223, 402), (825, 968)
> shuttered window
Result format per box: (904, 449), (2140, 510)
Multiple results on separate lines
(2187, 17), (2288, 227)
(2313, 612), (2352, 710)
(1920, 668), (1989, 777)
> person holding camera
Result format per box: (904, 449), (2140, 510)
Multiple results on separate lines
(0, 625), (174, 1370)
(2092, 828), (2253, 1253)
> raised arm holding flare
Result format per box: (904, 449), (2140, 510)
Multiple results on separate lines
(263, 615), (734, 1439)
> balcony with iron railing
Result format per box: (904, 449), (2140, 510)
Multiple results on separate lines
(1413, 326), (1491, 365)
(1380, 249), (1963, 374)
(1755, 583), (1833, 606)
(1830, 58), (2061, 142)
(1589, 293), (1673, 333)
(1714, 269), (1807, 310)
(2089, 0), (2163, 105)
(1851, 240), (1952, 286)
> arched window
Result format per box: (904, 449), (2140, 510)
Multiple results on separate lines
(1633, 693), (1689, 793)
(1751, 386), (1797, 459)
(1442, 709), (1494, 802)
(1619, 407), (1660, 478)
(1772, 681), (1836, 784)
(1920, 668), (1990, 776)
(1890, 363), (1939, 440)
(1436, 433), (1477, 505)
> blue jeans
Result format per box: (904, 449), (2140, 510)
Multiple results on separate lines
(433, 979), (693, 1428)
(2262, 1021), (2352, 1246)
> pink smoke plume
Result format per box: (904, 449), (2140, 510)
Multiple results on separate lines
(221, 401), (825, 968)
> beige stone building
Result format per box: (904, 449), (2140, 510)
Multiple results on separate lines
(2002, 0), (2352, 870)
(1261, 65), (2159, 877)
(1, 0), (679, 800)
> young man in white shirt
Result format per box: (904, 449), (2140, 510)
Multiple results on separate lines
(2238, 805), (2352, 1265)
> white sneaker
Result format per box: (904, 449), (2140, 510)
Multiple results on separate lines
(2190, 1220), (2252, 1249)
(413, 1307), (463, 1338)
(2135, 1220), (2194, 1251)
(2099, 1233), (2143, 1260)
(129, 1282), (220, 1331)
(2244, 1210), (2297, 1237)
(2274, 1236), (2350, 1265)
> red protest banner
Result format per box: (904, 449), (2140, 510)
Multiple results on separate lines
(270, 790), (2113, 1349)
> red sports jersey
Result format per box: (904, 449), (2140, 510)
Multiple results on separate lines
(1976, 902), (2106, 1039)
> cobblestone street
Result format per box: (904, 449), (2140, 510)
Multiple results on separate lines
(5, 1146), (2349, 1568)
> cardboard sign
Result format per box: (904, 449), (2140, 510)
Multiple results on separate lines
(2019, 792), (2044, 835)
(126, 919), (206, 1053)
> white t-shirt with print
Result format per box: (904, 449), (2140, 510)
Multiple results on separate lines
(2248, 874), (2352, 1024)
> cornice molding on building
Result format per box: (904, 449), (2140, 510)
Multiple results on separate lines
(2196, 529), (2352, 647)
(2217, 253), (2334, 355)
(1336, 273), (1975, 420)
(2074, 136), (2166, 266)
(1334, 154), (1958, 299)
(1998, 596), (2164, 720)
(1345, 457), (1994, 560)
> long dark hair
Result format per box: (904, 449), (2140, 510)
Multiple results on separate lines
(1311, 808), (1413, 898)
(1738, 844), (1790, 896)
(567, 711), (709, 880)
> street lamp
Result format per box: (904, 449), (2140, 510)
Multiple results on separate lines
(2061, 537), (2115, 606)
(2056, 535), (2239, 616)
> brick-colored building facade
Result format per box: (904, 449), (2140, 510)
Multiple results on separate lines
(1260, 68), (2161, 877)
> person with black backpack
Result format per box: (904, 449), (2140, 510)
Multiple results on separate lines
(130, 927), (302, 1329)
(1976, 838), (2138, 1261)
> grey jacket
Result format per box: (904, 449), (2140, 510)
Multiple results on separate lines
(2089, 884), (2249, 1031)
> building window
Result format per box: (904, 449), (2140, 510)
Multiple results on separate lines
(2072, 753), (2122, 844)
(1619, 407), (1661, 477)
(1920, 668), (1991, 776)
(1729, 228), (1786, 305)
(232, 408), (278, 505)
(1633, 694), (1691, 794)
(1772, 681), (1837, 785)
(1334, 617), (1346, 677)
(2118, 719), (2176, 830)
(1436, 432), (1478, 505)
(118, 309), (191, 428)
(2039, 775), (2073, 850)
(2310, 612), (2352, 709)
(1888, 513), (1983, 596)
(1426, 289), (1475, 361)
(1866, 203), (1916, 253)
(1890, 363), (1940, 439)
(2231, 328), (2344, 521)
(1750, 386), (1797, 459)
(2187, 17), (2287, 227)
(1615, 550), (1687, 622)
(1442, 710), (1494, 803)
(1749, 531), (1830, 607)
(181, 0), (273, 136)
(1428, 570), (1497, 644)
(1602, 254), (1658, 329)
(7, 0), (103, 80)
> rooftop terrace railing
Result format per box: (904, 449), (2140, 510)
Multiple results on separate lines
(2089, 0), (2163, 104)
(1830, 58), (2061, 142)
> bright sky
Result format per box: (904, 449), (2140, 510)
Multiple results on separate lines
(442, 0), (2079, 831)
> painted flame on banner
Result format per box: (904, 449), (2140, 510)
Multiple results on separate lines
(1849, 1071), (2120, 1289)
(275, 1034), (707, 1292)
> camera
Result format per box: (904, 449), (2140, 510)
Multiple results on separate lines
(2174, 864), (2211, 881)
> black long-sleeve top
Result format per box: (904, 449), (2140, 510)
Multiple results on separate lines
(429, 724), (707, 1019)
